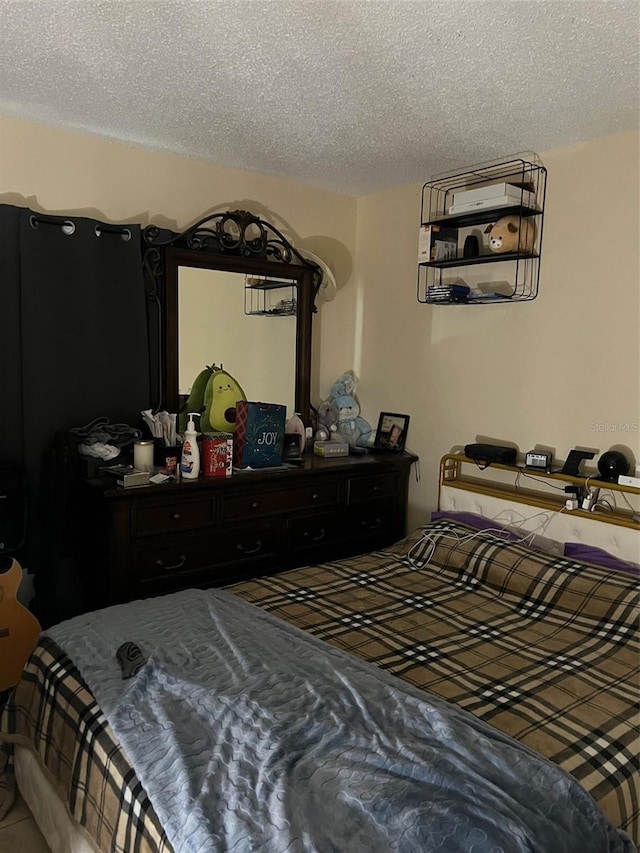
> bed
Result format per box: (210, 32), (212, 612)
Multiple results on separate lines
(1, 457), (638, 852)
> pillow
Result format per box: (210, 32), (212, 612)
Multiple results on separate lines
(430, 511), (519, 540)
(563, 543), (640, 576)
(430, 511), (561, 555)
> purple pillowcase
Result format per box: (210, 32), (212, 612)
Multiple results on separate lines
(563, 543), (640, 576)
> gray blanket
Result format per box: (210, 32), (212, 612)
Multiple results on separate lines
(47, 588), (633, 853)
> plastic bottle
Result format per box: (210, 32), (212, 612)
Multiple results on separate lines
(285, 412), (306, 452)
(180, 413), (201, 479)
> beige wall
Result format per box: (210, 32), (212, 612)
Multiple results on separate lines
(0, 114), (357, 403)
(2, 116), (638, 532)
(347, 130), (640, 530)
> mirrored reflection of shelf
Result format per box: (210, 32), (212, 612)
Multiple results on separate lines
(244, 275), (297, 317)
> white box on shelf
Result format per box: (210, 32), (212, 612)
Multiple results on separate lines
(448, 192), (538, 215)
(452, 182), (535, 207)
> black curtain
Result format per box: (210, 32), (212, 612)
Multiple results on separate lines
(0, 205), (152, 623)
(0, 207), (23, 463)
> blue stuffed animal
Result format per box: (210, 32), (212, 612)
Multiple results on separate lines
(329, 371), (375, 448)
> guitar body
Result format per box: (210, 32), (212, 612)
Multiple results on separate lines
(0, 558), (41, 691)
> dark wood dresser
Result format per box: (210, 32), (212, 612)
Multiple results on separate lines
(75, 452), (417, 608)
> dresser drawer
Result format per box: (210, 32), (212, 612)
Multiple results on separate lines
(131, 497), (216, 537)
(287, 511), (345, 550)
(288, 502), (394, 551)
(347, 473), (398, 503)
(131, 522), (277, 583)
(348, 502), (394, 537)
(223, 480), (339, 521)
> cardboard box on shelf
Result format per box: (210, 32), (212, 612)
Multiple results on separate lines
(418, 224), (459, 263)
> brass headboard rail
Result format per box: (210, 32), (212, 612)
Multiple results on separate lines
(439, 453), (640, 531)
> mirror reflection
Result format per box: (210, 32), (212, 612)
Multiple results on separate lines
(178, 267), (297, 412)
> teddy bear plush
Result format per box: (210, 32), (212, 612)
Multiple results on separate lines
(315, 400), (339, 441)
(484, 215), (537, 254)
(326, 371), (375, 448)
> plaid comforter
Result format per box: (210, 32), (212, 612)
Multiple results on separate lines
(1, 520), (638, 851)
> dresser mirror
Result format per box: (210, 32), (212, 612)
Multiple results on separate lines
(143, 210), (319, 425)
(178, 266), (297, 411)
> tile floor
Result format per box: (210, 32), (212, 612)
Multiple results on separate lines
(0, 791), (49, 851)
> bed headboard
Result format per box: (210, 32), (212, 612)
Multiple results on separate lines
(438, 454), (640, 565)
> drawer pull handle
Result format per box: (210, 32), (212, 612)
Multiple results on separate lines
(251, 501), (260, 509)
(372, 485), (380, 492)
(237, 539), (262, 555)
(312, 492), (319, 500)
(362, 517), (382, 531)
(156, 554), (187, 571)
(304, 528), (326, 542)
(172, 512), (181, 520)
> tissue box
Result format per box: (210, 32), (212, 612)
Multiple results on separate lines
(234, 401), (286, 468)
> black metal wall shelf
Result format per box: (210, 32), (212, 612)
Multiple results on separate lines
(427, 204), (541, 231)
(420, 250), (539, 270)
(417, 153), (547, 305)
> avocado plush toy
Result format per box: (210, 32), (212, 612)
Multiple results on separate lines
(177, 364), (215, 433)
(200, 365), (247, 433)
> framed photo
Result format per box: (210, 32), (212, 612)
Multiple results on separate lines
(374, 412), (410, 453)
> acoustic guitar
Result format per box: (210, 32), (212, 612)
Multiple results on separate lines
(0, 558), (41, 691)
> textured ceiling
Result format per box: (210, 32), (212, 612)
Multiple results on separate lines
(0, 0), (638, 196)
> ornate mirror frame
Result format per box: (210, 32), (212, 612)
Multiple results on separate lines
(142, 209), (321, 425)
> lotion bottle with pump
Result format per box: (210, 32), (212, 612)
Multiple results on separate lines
(180, 412), (201, 480)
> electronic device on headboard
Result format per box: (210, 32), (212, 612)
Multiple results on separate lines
(560, 449), (595, 477)
(525, 450), (553, 472)
(464, 443), (517, 469)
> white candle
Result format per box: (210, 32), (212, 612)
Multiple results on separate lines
(133, 440), (155, 472)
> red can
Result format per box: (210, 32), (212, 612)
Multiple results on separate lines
(202, 434), (234, 477)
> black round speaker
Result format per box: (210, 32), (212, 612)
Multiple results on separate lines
(597, 450), (630, 481)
